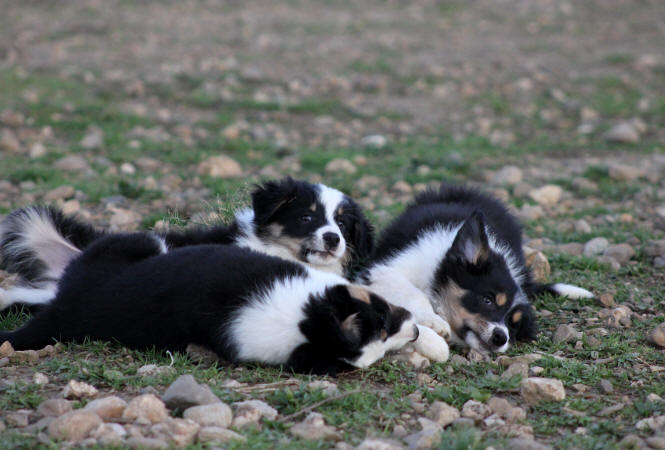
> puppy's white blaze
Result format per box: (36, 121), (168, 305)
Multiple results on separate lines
(349, 318), (418, 368)
(313, 184), (347, 257)
(0, 285), (57, 309)
(551, 283), (594, 299)
(7, 208), (81, 279)
(229, 270), (347, 364)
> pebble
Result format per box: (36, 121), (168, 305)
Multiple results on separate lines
(43, 185), (75, 202)
(649, 323), (665, 348)
(528, 185), (563, 207)
(126, 436), (169, 449)
(573, 219), (592, 234)
(598, 403), (624, 417)
(361, 134), (387, 149)
(598, 305), (632, 328)
(608, 165), (644, 181)
(307, 380), (339, 396)
(404, 418), (442, 449)
(90, 422), (127, 444)
(162, 375), (221, 410)
(63, 380), (98, 399)
(37, 399), (73, 417)
(183, 402), (233, 428)
(9, 350), (39, 364)
(603, 244), (635, 264)
(491, 165), (523, 186)
(583, 237), (610, 256)
(197, 426), (248, 444)
(604, 122), (640, 144)
(357, 438), (406, 450)
(196, 155), (242, 178)
(645, 240), (665, 257)
(599, 379), (614, 394)
(48, 410), (103, 442)
(231, 399), (278, 428)
(636, 415), (665, 432)
(461, 400), (492, 421)
(427, 401), (459, 427)
(54, 155), (91, 172)
(521, 377), (566, 404)
(6, 409), (31, 427)
(33, 372), (49, 386)
(599, 292), (615, 308)
(0, 340), (15, 357)
(289, 412), (342, 441)
(83, 396), (127, 420)
(0, 128), (21, 153)
(150, 417), (200, 447)
(325, 158), (357, 174)
(80, 127), (104, 149)
(136, 364), (176, 377)
(501, 362), (529, 380)
(516, 204), (544, 221)
(647, 393), (664, 403)
(122, 394), (169, 424)
(525, 251), (550, 282)
(553, 324), (583, 344)
(487, 397), (526, 422)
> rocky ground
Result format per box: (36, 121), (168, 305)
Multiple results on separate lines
(1, 0), (664, 448)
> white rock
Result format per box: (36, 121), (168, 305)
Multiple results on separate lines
(38, 399), (73, 417)
(325, 158), (357, 174)
(120, 162), (137, 175)
(521, 378), (566, 404)
(357, 438), (406, 449)
(307, 380), (339, 396)
(63, 380), (98, 399)
(84, 396), (127, 421)
(491, 166), (523, 186)
(528, 185), (563, 206)
(604, 122), (639, 144)
(136, 364), (176, 377)
(197, 155), (242, 178)
(197, 426), (247, 444)
(361, 134), (387, 149)
(428, 401), (460, 426)
(289, 412), (342, 441)
(608, 165), (644, 181)
(48, 410), (103, 442)
(122, 394), (168, 424)
(80, 127), (104, 149)
(33, 372), (49, 386)
(461, 400), (492, 421)
(583, 237), (610, 256)
(150, 417), (200, 447)
(90, 422), (127, 444)
(43, 185), (75, 202)
(636, 415), (665, 431)
(231, 400), (278, 428)
(183, 402), (233, 428)
(54, 155), (91, 172)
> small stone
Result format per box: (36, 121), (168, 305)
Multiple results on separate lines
(608, 165), (644, 181)
(428, 401), (460, 427)
(109, 207), (142, 230)
(647, 393), (663, 403)
(63, 380), (98, 399)
(43, 185), (75, 202)
(553, 324), (583, 344)
(9, 350), (39, 364)
(197, 426), (247, 444)
(516, 204), (544, 221)
(0, 341), (15, 357)
(521, 377), (566, 404)
(450, 417), (475, 429)
(491, 166), (523, 186)
(599, 292), (615, 308)
(37, 345), (55, 358)
(599, 306), (632, 328)
(325, 158), (357, 174)
(231, 400), (278, 428)
(650, 323), (665, 348)
(530, 366), (545, 376)
(80, 126), (104, 149)
(598, 403), (624, 417)
(136, 364), (176, 377)
(392, 181), (412, 194)
(33, 372), (49, 386)
(196, 155), (242, 178)
(483, 413), (506, 428)
(126, 437), (169, 449)
(37, 399), (73, 417)
(600, 379), (613, 394)
(404, 418), (442, 449)
(162, 375), (221, 410)
(487, 397), (526, 423)
(646, 436), (665, 449)
(357, 438), (406, 450)
(507, 437), (549, 449)
(29, 142), (47, 158)
(636, 415), (665, 432)
(526, 251), (550, 282)
(54, 155), (91, 172)
(645, 240), (665, 257)
(48, 410), (103, 442)
(289, 412), (342, 441)
(307, 380), (339, 396)
(361, 134), (387, 149)
(461, 400), (492, 421)
(0, 128), (21, 153)
(597, 255), (621, 271)
(90, 422), (127, 444)
(183, 402), (233, 428)
(501, 362), (529, 380)
(467, 348), (487, 363)
(572, 383), (588, 393)
(150, 417), (200, 447)
(6, 409), (31, 427)
(603, 244), (635, 264)
(83, 396), (127, 420)
(120, 162), (136, 175)
(556, 242), (584, 256)
(604, 122), (639, 144)
(573, 219), (592, 234)
(583, 237), (610, 256)
(122, 394), (168, 424)
(529, 185), (563, 207)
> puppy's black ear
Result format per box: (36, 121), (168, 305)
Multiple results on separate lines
(449, 211), (490, 266)
(508, 304), (538, 342)
(340, 312), (361, 343)
(251, 177), (297, 225)
(351, 210), (375, 261)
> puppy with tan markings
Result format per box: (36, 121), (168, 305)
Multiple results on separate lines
(363, 183), (593, 356)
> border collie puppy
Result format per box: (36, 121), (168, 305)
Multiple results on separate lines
(0, 234), (416, 375)
(362, 183), (594, 355)
(0, 177), (373, 311)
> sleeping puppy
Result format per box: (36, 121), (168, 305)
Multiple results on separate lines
(0, 177), (373, 311)
(362, 183), (594, 355)
(0, 234), (415, 376)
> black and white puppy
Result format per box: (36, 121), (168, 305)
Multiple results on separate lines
(362, 183), (593, 355)
(0, 178), (373, 311)
(0, 234), (415, 375)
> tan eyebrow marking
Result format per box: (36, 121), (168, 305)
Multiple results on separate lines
(337, 206), (343, 216)
(310, 203), (316, 211)
(347, 285), (371, 304)
(512, 310), (523, 323)
(496, 293), (507, 306)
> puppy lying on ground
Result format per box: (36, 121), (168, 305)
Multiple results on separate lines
(0, 177), (373, 312)
(0, 234), (416, 376)
(362, 183), (593, 356)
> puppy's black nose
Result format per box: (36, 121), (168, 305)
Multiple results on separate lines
(491, 329), (508, 347)
(323, 232), (340, 250)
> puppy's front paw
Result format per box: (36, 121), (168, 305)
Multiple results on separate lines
(414, 325), (449, 363)
(417, 313), (451, 339)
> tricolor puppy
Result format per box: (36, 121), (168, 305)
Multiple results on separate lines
(0, 235), (415, 375)
(0, 177), (373, 311)
(363, 183), (593, 355)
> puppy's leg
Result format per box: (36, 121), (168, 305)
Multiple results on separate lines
(413, 325), (449, 363)
(0, 284), (57, 311)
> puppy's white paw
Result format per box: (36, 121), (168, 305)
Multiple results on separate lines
(414, 325), (449, 363)
(417, 313), (451, 339)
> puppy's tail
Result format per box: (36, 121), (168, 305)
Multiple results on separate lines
(0, 206), (103, 285)
(527, 282), (594, 300)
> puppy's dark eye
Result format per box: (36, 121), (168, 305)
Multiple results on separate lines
(483, 295), (494, 305)
(300, 214), (313, 223)
(336, 220), (346, 231)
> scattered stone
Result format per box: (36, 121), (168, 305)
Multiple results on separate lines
(162, 375), (221, 410)
(487, 397), (526, 422)
(521, 378), (566, 404)
(48, 410), (103, 442)
(501, 362), (529, 380)
(467, 348), (487, 363)
(496, 353), (542, 367)
(6, 409), (31, 427)
(483, 414), (505, 428)
(289, 412), (342, 441)
(428, 401), (460, 427)
(137, 364), (176, 377)
(197, 155), (242, 178)
(608, 164), (644, 181)
(361, 134), (387, 149)
(598, 403), (624, 417)
(392, 180), (412, 194)
(150, 417), (200, 447)
(646, 436), (665, 449)
(83, 396), (127, 420)
(38, 399), (73, 417)
(583, 237), (610, 256)
(231, 399), (278, 428)
(450, 417), (475, 429)
(599, 379), (613, 394)
(32, 372), (49, 386)
(357, 438), (406, 450)
(90, 422), (127, 445)
(120, 162), (136, 175)
(572, 383), (588, 393)
(507, 437), (550, 450)
(573, 219), (592, 234)
(197, 426), (248, 444)
(63, 380), (98, 399)
(599, 305), (632, 328)
(0, 128), (21, 153)
(109, 207), (142, 229)
(80, 126), (104, 149)
(307, 380), (339, 396)
(491, 166), (523, 186)
(604, 122), (640, 144)
(461, 400), (492, 421)
(183, 402), (233, 428)
(0, 341), (14, 357)
(556, 242), (584, 256)
(603, 244), (635, 264)
(126, 436), (169, 449)
(516, 204), (545, 221)
(599, 292), (615, 308)
(529, 185), (563, 207)
(54, 155), (91, 172)
(530, 366), (545, 376)
(525, 251), (550, 282)
(9, 349), (39, 364)
(554, 324), (583, 344)
(636, 415), (665, 432)
(43, 185), (75, 202)
(647, 393), (664, 403)
(645, 240), (665, 257)
(122, 394), (169, 425)
(649, 323), (665, 348)
(404, 418), (442, 449)
(30, 142), (47, 158)
(325, 158), (357, 174)
(597, 255), (621, 272)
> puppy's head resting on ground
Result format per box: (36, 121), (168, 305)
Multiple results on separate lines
(245, 177), (374, 276)
(299, 284), (418, 371)
(433, 212), (537, 354)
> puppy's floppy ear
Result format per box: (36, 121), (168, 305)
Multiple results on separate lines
(340, 312), (361, 342)
(449, 211), (490, 266)
(508, 304), (538, 342)
(251, 177), (297, 225)
(351, 211), (375, 261)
